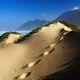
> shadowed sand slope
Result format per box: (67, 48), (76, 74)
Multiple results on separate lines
(44, 32), (80, 80)
(0, 22), (80, 80)
(19, 31), (80, 80)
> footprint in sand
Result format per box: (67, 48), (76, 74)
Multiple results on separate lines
(28, 59), (41, 68)
(60, 36), (64, 41)
(21, 59), (41, 70)
(50, 43), (56, 48)
(14, 72), (31, 80)
(43, 51), (49, 56)
(49, 48), (55, 53)
(19, 72), (31, 79)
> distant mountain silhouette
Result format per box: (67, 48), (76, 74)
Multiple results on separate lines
(56, 9), (80, 27)
(18, 19), (48, 30)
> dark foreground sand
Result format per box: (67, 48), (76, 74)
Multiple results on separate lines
(19, 31), (80, 80)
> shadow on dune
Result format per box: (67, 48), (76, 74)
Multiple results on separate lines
(44, 31), (80, 80)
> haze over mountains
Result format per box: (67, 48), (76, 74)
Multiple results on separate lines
(19, 9), (80, 31)
(0, 19), (48, 31)
(0, 9), (80, 31)
(18, 19), (48, 30)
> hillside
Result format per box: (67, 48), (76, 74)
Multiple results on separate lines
(0, 21), (80, 80)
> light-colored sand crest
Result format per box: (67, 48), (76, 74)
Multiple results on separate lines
(5, 34), (22, 44)
(28, 22), (72, 45)
(41, 22), (72, 32)
(0, 33), (22, 48)
(37, 22), (72, 40)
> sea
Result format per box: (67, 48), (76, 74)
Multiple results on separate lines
(0, 30), (30, 36)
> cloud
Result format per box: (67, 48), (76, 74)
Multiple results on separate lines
(39, 13), (47, 19)
(41, 13), (46, 16)
(72, 6), (80, 10)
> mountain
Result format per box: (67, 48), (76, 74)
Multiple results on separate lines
(56, 9), (80, 27)
(0, 21), (80, 80)
(18, 19), (48, 30)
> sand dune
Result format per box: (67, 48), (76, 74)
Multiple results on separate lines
(0, 32), (22, 47)
(0, 21), (79, 80)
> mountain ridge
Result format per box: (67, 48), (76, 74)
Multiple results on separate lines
(56, 9), (80, 27)
(18, 19), (48, 30)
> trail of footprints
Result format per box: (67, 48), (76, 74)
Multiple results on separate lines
(14, 59), (41, 80)
(37, 31), (68, 58)
(14, 31), (69, 80)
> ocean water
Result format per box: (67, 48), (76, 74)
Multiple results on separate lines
(0, 30), (30, 36)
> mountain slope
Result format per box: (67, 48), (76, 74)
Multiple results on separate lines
(18, 19), (48, 30)
(56, 9), (80, 27)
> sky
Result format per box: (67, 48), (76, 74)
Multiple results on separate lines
(0, 0), (80, 30)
